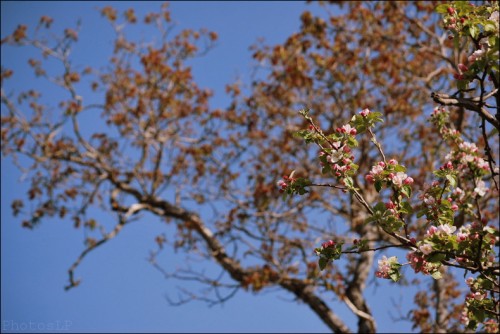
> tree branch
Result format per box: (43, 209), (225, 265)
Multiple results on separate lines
(431, 91), (500, 131)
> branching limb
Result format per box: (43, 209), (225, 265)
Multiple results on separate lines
(431, 91), (500, 130)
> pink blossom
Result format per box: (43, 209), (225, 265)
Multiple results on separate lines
(476, 158), (489, 170)
(451, 204), (459, 211)
(419, 244), (433, 255)
(425, 226), (438, 237)
(460, 309), (469, 326)
(457, 232), (468, 242)
(489, 10), (499, 22)
(391, 172), (408, 187)
(371, 164), (384, 175)
(277, 179), (287, 189)
(465, 277), (474, 286)
(468, 49), (485, 63)
(327, 151), (343, 164)
(473, 180), (488, 197)
(403, 177), (414, 185)
(340, 124), (357, 135)
(385, 200), (396, 210)
(388, 159), (398, 165)
(322, 240), (336, 249)
(375, 255), (397, 279)
(437, 224), (456, 235)
(423, 196), (435, 205)
(459, 141), (478, 153)
(360, 108), (370, 117)
(365, 174), (375, 183)
(453, 187), (464, 200)
(473, 292), (485, 301)
(458, 63), (468, 72)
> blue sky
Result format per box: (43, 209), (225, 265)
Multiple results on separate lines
(1, 1), (429, 333)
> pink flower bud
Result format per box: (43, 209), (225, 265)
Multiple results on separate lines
(385, 201), (396, 209)
(458, 63), (468, 72)
(360, 108), (370, 117)
(447, 7), (455, 15)
(277, 179), (287, 189)
(365, 174), (375, 183)
(465, 277), (474, 286)
(378, 161), (386, 168)
(388, 159), (398, 165)
(451, 204), (459, 211)
(322, 240), (336, 249)
(403, 177), (414, 185)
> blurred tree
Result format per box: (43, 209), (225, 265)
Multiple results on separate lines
(1, 1), (498, 332)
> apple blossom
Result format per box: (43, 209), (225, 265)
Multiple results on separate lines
(419, 244), (433, 255)
(458, 63), (468, 72)
(360, 108), (370, 117)
(425, 225), (438, 237)
(390, 172), (409, 187)
(437, 224), (456, 235)
(277, 179), (287, 189)
(375, 255), (398, 279)
(322, 240), (336, 249)
(465, 277), (474, 287)
(473, 180), (488, 197)
(468, 48), (485, 63)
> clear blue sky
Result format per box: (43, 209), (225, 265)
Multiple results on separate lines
(1, 1), (426, 333)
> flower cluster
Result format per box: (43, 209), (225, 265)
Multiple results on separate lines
(319, 144), (356, 181)
(276, 173), (296, 193)
(375, 255), (400, 281)
(461, 274), (500, 333)
(321, 239), (336, 249)
(445, 141), (490, 179)
(406, 251), (442, 278)
(365, 159), (414, 195)
(295, 90), (498, 330)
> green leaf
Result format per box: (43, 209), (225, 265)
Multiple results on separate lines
(394, 165), (406, 172)
(344, 176), (354, 188)
(400, 201), (413, 214)
(431, 271), (443, 280)
(469, 25), (478, 39)
(470, 306), (485, 322)
(401, 185), (412, 198)
(435, 4), (450, 14)
(318, 257), (328, 271)
(457, 79), (468, 91)
(374, 202), (386, 213)
(427, 252), (446, 263)
(347, 136), (358, 147)
(299, 108), (310, 117)
(389, 271), (401, 282)
(375, 180), (382, 193)
(446, 174), (457, 187)
(484, 22), (496, 32)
